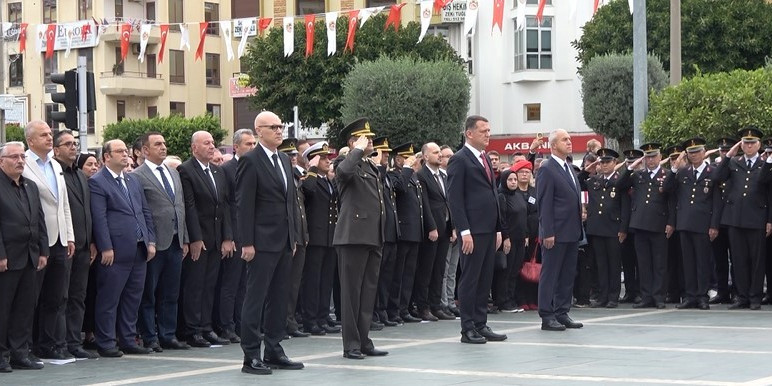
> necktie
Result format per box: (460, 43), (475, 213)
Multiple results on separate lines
(322, 176), (333, 194)
(480, 151), (492, 182)
(693, 168), (698, 180)
(272, 154), (286, 192)
(157, 166), (175, 201)
(564, 162), (577, 191)
(650, 170), (655, 179)
(204, 167), (217, 196)
(434, 173), (446, 197)
(748, 159), (753, 169)
(116, 176), (142, 240)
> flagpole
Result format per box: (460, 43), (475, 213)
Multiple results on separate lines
(1, 3), (6, 143)
(632, 0), (647, 147)
(669, 0), (681, 85)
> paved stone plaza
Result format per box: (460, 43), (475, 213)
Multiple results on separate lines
(5, 305), (772, 385)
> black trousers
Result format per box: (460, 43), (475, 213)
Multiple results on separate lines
(389, 241), (419, 318)
(34, 242), (70, 351)
(679, 231), (712, 303)
(414, 235), (450, 311)
(727, 227), (766, 305)
(621, 235), (639, 296)
(492, 239), (525, 307)
(65, 246), (91, 349)
(180, 246), (221, 337)
(240, 246), (292, 360)
(459, 233), (496, 332)
(667, 232), (685, 300)
(574, 243), (595, 304)
(374, 242), (397, 321)
(589, 235), (622, 304)
(0, 262), (36, 360)
(214, 245), (245, 334)
(711, 228), (731, 296)
(336, 245), (381, 352)
(301, 246), (337, 329)
(634, 230), (668, 304)
(537, 241), (579, 322)
(285, 244), (306, 333)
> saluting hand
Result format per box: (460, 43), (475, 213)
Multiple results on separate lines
(726, 141), (742, 158)
(353, 135), (369, 151)
(629, 157), (644, 170)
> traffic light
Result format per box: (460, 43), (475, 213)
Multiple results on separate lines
(50, 70), (78, 129)
(85, 71), (96, 112)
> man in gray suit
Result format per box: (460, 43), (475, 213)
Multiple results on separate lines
(134, 132), (191, 351)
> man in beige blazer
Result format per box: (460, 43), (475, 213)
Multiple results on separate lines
(22, 120), (75, 360)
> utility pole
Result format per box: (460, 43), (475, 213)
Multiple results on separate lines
(78, 56), (88, 153)
(1, 3), (6, 143)
(632, 0), (648, 147)
(669, 0), (682, 85)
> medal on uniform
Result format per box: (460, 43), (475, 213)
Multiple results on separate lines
(704, 178), (710, 194)
(610, 187), (616, 198)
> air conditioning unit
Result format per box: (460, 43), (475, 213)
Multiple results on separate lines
(131, 43), (141, 55)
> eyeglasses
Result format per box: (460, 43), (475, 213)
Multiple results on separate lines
(57, 141), (79, 148)
(111, 149), (130, 155)
(257, 124), (284, 131)
(1, 154), (26, 160)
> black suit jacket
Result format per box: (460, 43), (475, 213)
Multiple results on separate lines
(447, 146), (501, 236)
(221, 157), (240, 245)
(58, 160), (92, 250)
(393, 167), (433, 243)
(236, 145), (297, 252)
(535, 157), (582, 242)
(417, 166), (452, 237)
(0, 173), (50, 270)
(302, 167), (338, 247)
(178, 158), (233, 249)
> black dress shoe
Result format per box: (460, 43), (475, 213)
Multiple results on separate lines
(656, 302), (666, 309)
(590, 300), (607, 308)
(432, 309), (456, 320)
(370, 321), (384, 331)
(161, 338), (191, 350)
(362, 347), (389, 356)
(10, 357), (44, 370)
(289, 330), (310, 338)
(343, 349), (366, 359)
(97, 347), (124, 358)
(728, 301), (749, 310)
(322, 325), (341, 334)
(264, 355), (304, 370)
(447, 307), (461, 317)
(676, 300), (697, 309)
(382, 319), (399, 327)
(203, 331), (230, 345)
(460, 329), (487, 344)
(476, 326), (507, 341)
(419, 309), (439, 321)
(761, 296), (771, 305)
(632, 301), (654, 309)
(69, 347), (99, 359)
(187, 334), (211, 347)
(605, 301), (618, 308)
(665, 295), (680, 304)
(0, 361), (11, 373)
(401, 313), (422, 323)
(390, 316), (404, 324)
(35, 346), (68, 360)
(242, 358), (272, 375)
(697, 301), (710, 310)
(557, 316), (583, 329)
(541, 319), (566, 331)
(27, 352), (43, 364)
(221, 329), (242, 343)
(121, 345), (152, 355)
(144, 340), (163, 353)
(750, 303), (761, 310)
(618, 294), (636, 303)
(307, 325), (326, 336)
(327, 319), (342, 327)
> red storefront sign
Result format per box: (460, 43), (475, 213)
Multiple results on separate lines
(487, 133), (604, 155)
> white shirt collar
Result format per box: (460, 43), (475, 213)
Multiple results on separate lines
(259, 142), (278, 161)
(648, 166), (661, 175)
(744, 154), (759, 164)
(693, 161), (708, 173)
(465, 143), (483, 159)
(550, 154), (569, 169)
(144, 159), (162, 170)
(196, 158), (210, 171)
(106, 167), (124, 180)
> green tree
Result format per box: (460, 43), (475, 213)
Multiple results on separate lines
(5, 123), (25, 144)
(580, 53), (668, 148)
(102, 114), (226, 161)
(572, 0), (772, 76)
(241, 13), (463, 137)
(339, 57), (469, 148)
(642, 66), (772, 146)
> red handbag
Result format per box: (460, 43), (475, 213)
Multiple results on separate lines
(520, 238), (541, 283)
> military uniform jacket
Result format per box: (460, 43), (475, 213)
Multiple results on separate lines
(715, 155), (772, 229)
(377, 165), (400, 243)
(294, 178), (309, 246)
(662, 164), (721, 233)
(617, 167), (675, 233)
(332, 148), (386, 247)
(301, 167), (338, 247)
(392, 167), (434, 243)
(579, 170), (630, 238)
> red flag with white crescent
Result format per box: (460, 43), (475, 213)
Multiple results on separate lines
(594, 0), (600, 14)
(19, 23), (28, 53)
(385, 3), (407, 31)
(158, 24), (169, 63)
(45, 24), (57, 59)
(433, 0), (452, 13)
(492, 0), (504, 32)
(81, 23), (92, 41)
(195, 22), (208, 61)
(258, 18), (273, 36)
(344, 10), (359, 53)
(120, 23), (131, 62)
(305, 15), (316, 58)
(536, 0), (547, 24)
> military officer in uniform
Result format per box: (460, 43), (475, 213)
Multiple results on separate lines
(664, 138), (721, 310)
(618, 144), (674, 309)
(578, 148), (629, 308)
(619, 149), (643, 303)
(663, 145), (686, 304)
(715, 127), (771, 310)
(333, 118), (388, 359)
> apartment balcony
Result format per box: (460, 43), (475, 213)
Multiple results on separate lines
(100, 25), (162, 45)
(100, 71), (165, 97)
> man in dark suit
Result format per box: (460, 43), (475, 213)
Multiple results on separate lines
(371, 137), (399, 329)
(52, 130), (97, 359)
(333, 118), (389, 359)
(90, 140), (156, 357)
(134, 132), (191, 352)
(237, 111), (303, 375)
(300, 141), (341, 335)
(415, 142), (455, 320)
(447, 115), (508, 343)
(177, 131), (234, 347)
(0, 141), (49, 372)
(534, 129), (584, 332)
(663, 138), (721, 310)
(215, 129), (255, 343)
(618, 144), (675, 309)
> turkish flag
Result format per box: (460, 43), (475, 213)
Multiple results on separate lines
(433, 0), (452, 13)
(158, 24), (170, 63)
(536, 0), (547, 24)
(258, 18), (273, 36)
(81, 23), (92, 41)
(492, 0), (504, 32)
(385, 3), (407, 31)
(344, 10), (359, 53)
(120, 23), (131, 62)
(45, 24), (57, 59)
(19, 23), (28, 53)
(195, 22), (208, 61)
(594, 0), (600, 14)
(305, 15), (316, 58)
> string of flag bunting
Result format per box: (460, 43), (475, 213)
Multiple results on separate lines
(0, 0), (617, 64)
